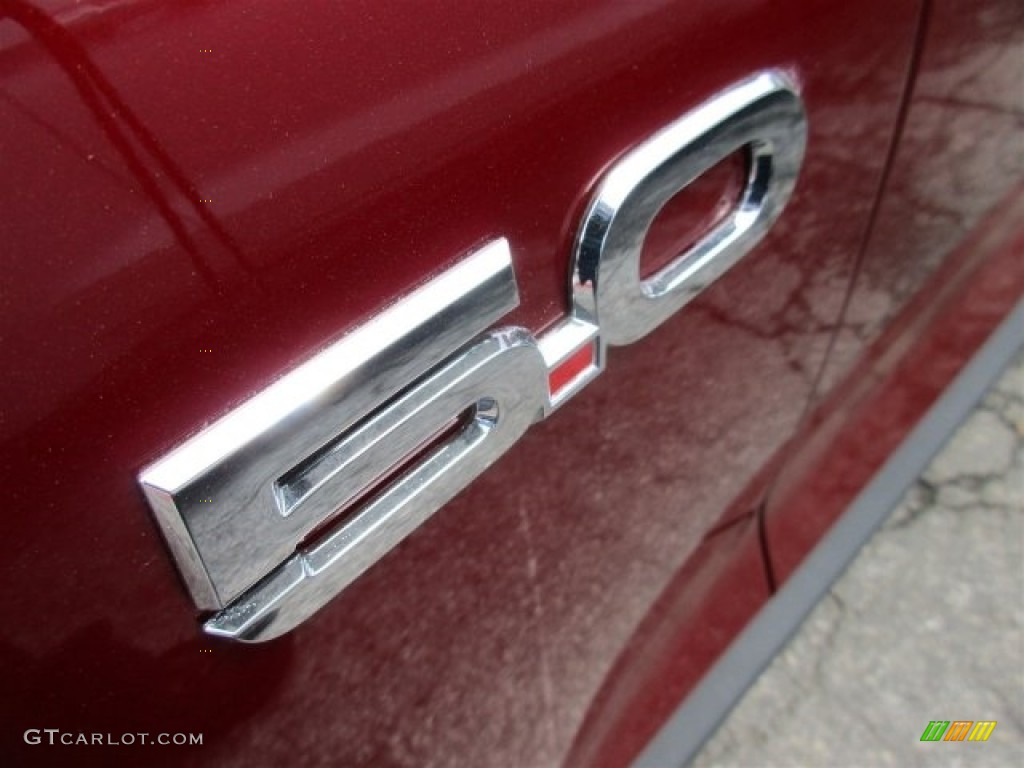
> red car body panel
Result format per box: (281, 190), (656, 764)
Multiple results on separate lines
(767, 0), (1024, 581)
(566, 184), (1024, 768)
(0, 1), (1019, 766)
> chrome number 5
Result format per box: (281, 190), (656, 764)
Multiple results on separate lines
(140, 72), (806, 641)
(141, 240), (548, 641)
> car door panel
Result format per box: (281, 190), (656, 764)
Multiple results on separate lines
(765, 0), (1024, 584)
(0, 1), (923, 765)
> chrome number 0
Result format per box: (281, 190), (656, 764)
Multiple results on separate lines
(573, 71), (806, 345)
(140, 72), (806, 641)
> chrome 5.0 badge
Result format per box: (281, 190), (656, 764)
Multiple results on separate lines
(139, 71), (807, 642)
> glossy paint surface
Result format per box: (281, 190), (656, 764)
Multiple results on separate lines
(766, 0), (1024, 582)
(766, 188), (1024, 586)
(1, 0), (925, 765)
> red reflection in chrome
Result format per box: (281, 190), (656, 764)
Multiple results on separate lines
(549, 344), (596, 396)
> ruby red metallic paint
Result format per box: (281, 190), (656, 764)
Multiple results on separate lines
(2, 0), (1018, 766)
(767, 0), (1024, 581)
(563, 187), (1024, 768)
(767, 186), (1024, 586)
(638, 150), (747, 280)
